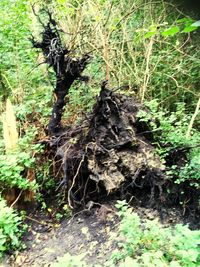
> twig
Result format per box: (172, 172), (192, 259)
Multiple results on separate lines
(25, 215), (47, 225)
(140, 37), (154, 102)
(1, 74), (14, 93)
(103, 2), (114, 27)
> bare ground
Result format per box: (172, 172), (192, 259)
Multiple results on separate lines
(1, 202), (183, 267)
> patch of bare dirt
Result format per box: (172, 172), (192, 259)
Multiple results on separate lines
(3, 204), (119, 267)
(2, 202), (189, 267)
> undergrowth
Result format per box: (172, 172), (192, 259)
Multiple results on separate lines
(111, 200), (200, 267)
(137, 100), (200, 188)
(0, 197), (25, 259)
(0, 128), (43, 192)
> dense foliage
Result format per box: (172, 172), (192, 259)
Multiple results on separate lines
(112, 201), (200, 267)
(137, 100), (200, 187)
(0, 198), (24, 258)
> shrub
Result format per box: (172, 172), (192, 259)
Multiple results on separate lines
(137, 100), (200, 187)
(0, 197), (24, 258)
(0, 152), (37, 191)
(0, 128), (43, 192)
(112, 200), (200, 267)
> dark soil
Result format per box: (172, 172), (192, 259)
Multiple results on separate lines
(3, 202), (186, 267)
(4, 204), (119, 267)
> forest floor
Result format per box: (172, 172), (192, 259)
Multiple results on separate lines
(2, 202), (182, 267)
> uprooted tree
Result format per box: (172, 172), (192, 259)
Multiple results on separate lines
(31, 10), (167, 209)
(31, 10), (200, 223)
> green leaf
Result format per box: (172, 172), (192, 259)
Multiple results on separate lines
(176, 18), (191, 23)
(161, 26), (180, 36)
(144, 31), (157, 38)
(182, 25), (198, 33)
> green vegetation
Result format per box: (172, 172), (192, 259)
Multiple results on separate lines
(137, 100), (200, 187)
(0, 128), (42, 191)
(0, 197), (25, 258)
(52, 253), (88, 267)
(47, 0), (200, 108)
(111, 200), (200, 267)
(0, 0), (199, 261)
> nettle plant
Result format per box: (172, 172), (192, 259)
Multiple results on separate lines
(137, 100), (200, 187)
(0, 197), (25, 258)
(111, 201), (200, 267)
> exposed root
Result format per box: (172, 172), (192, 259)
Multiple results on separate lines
(31, 9), (90, 135)
(68, 154), (85, 209)
(52, 82), (166, 209)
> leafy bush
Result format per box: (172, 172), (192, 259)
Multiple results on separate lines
(111, 200), (200, 267)
(137, 99), (200, 186)
(0, 0), (33, 102)
(0, 152), (36, 190)
(0, 197), (24, 258)
(0, 128), (43, 192)
(178, 150), (200, 188)
(138, 100), (199, 147)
